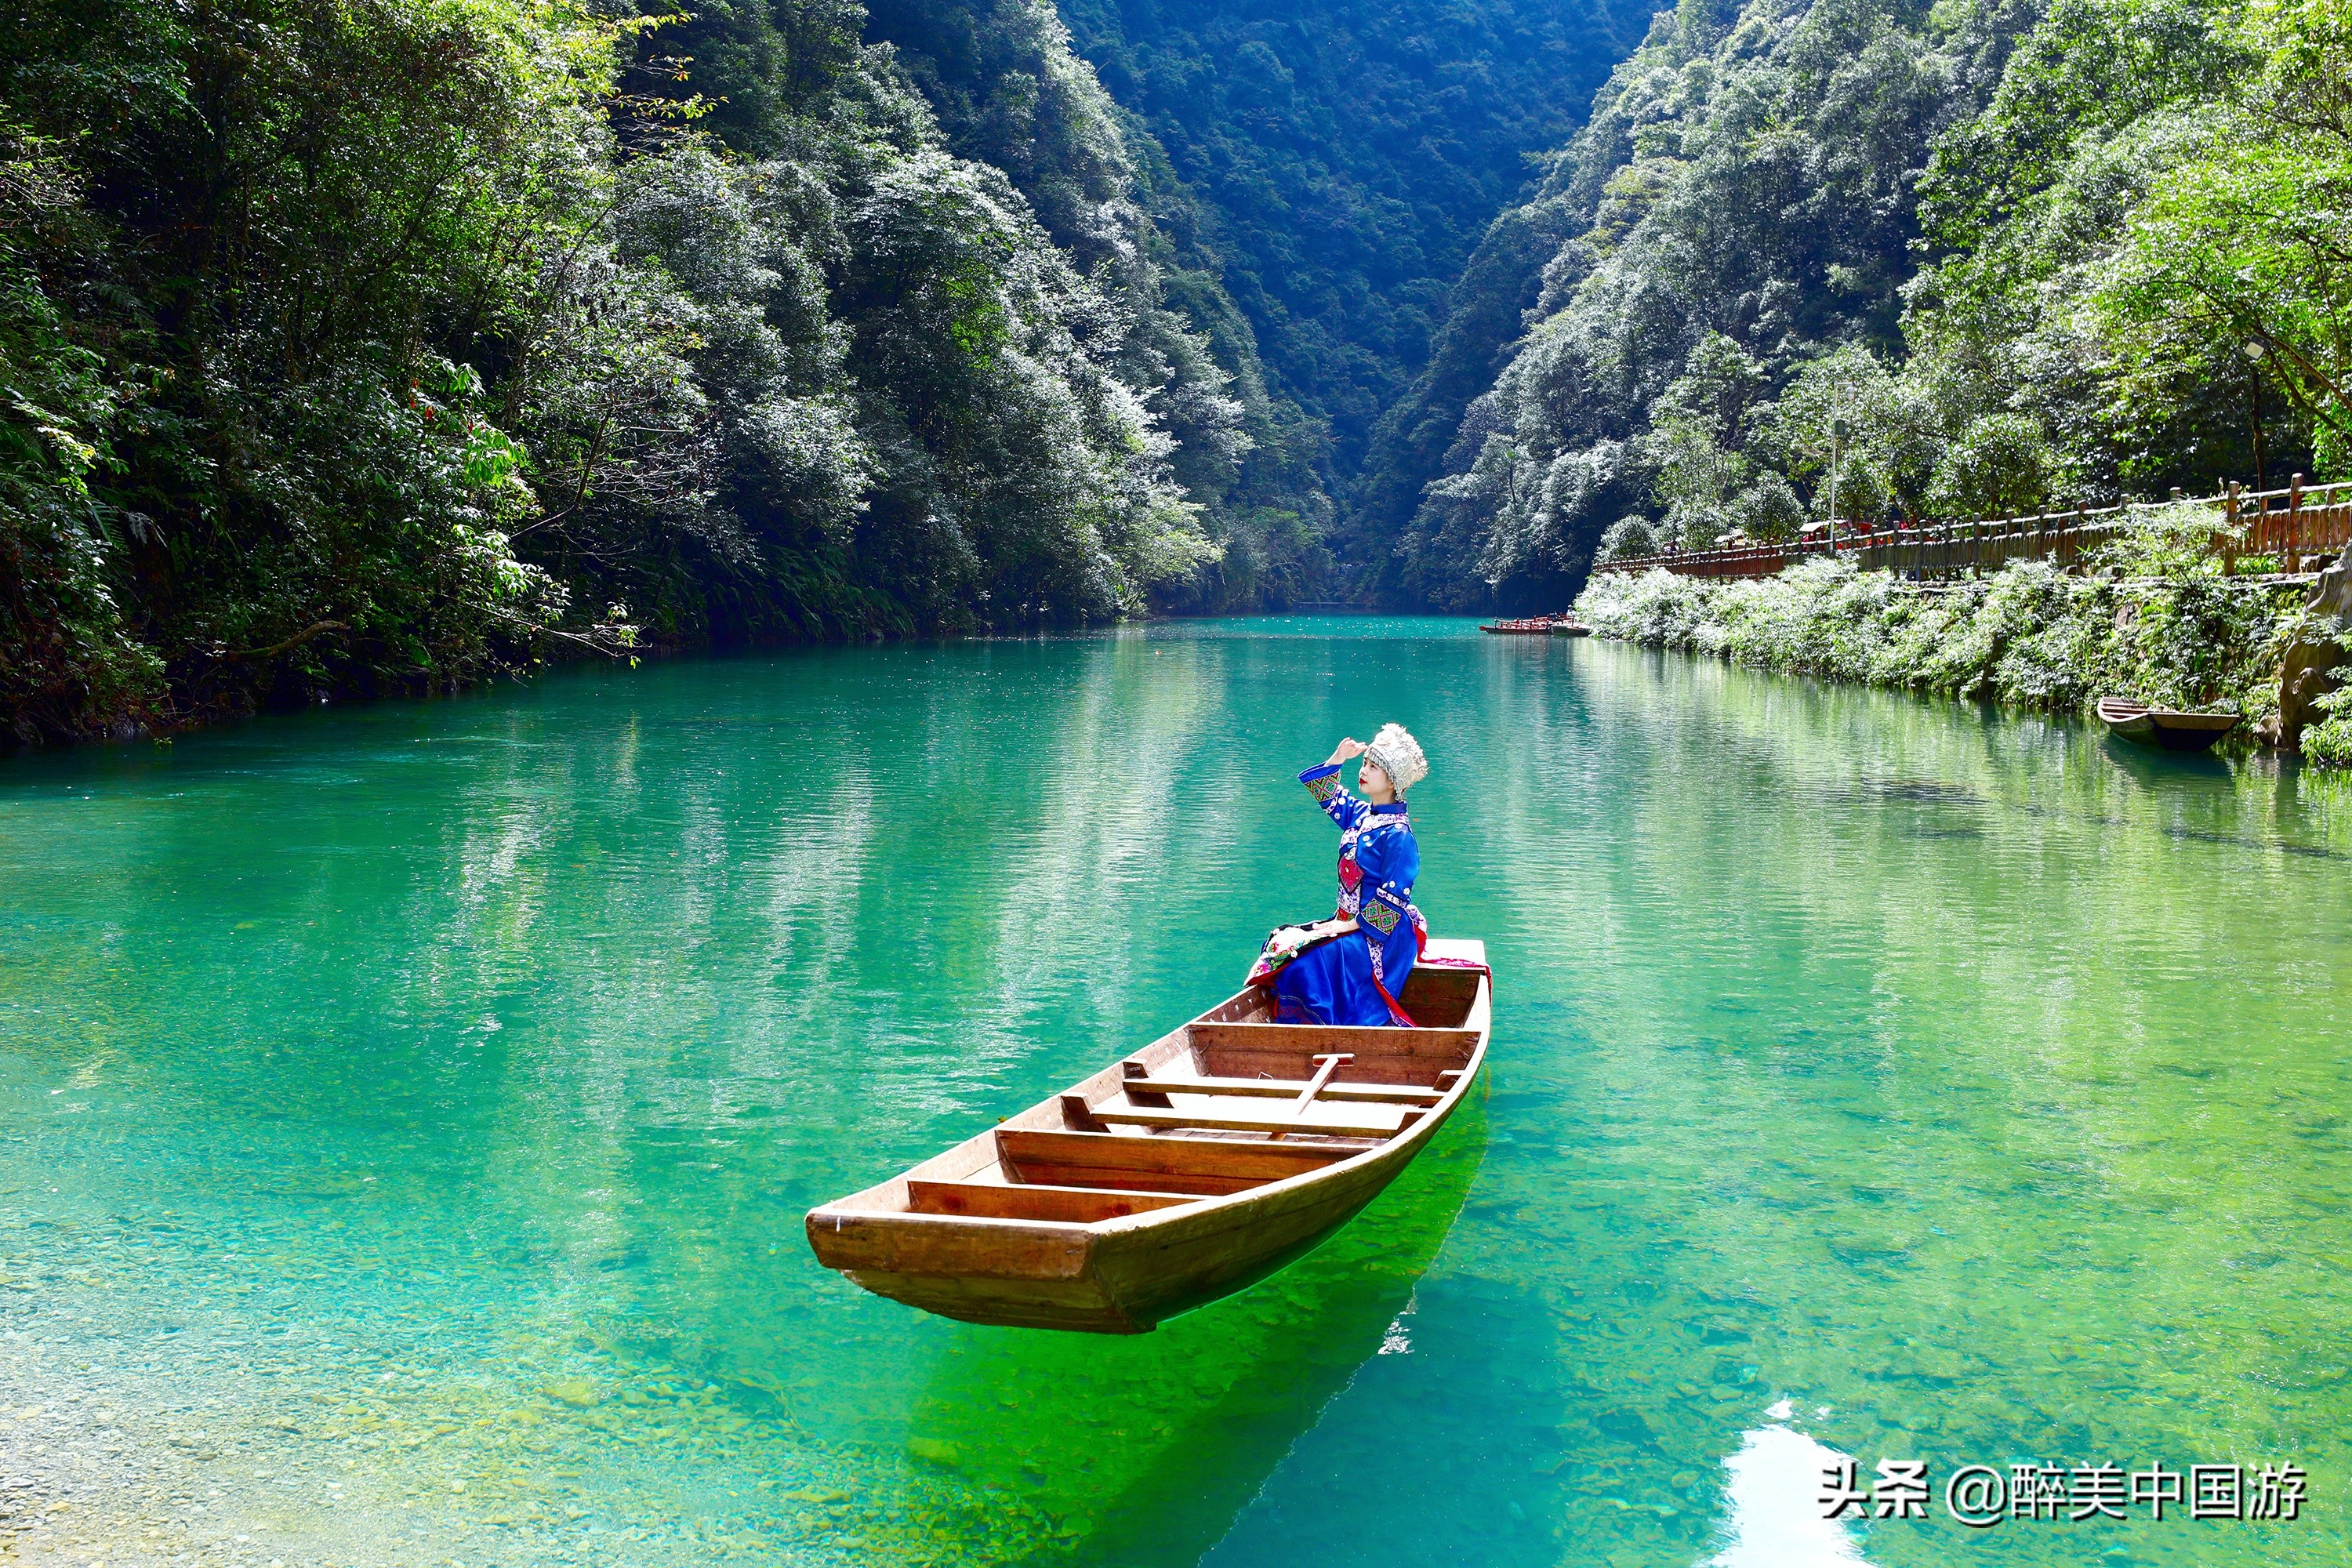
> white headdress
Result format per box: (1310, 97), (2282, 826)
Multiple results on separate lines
(1363, 723), (1428, 794)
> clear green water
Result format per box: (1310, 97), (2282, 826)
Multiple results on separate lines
(5, 619), (2352, 1567)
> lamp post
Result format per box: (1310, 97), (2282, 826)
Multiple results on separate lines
(1826, 405), (1846, 556)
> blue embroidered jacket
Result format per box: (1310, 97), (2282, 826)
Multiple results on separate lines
(1298, 762), (1421, 991)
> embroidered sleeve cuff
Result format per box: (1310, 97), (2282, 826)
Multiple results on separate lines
(1362, 884), (1410, 935)
(1300, 763), (1342, 804)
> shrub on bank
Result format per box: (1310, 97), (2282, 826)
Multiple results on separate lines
(1573, 558), (2301, 732)
(2304, 673), (2352, 767)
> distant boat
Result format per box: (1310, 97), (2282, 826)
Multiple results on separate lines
(1551, 619), (1594, 637)
(2096, 697), (2241, 753)
(806, 941), (1493, 1334)
(1479, 616), (1561, 634)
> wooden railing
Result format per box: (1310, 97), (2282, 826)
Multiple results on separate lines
(1599, 477), (2352, 581)
(2231, 476), (2352, 571)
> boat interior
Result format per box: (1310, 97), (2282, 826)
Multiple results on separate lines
(2097, 696), (2238, 728)
(848, 963), (1486, 1229)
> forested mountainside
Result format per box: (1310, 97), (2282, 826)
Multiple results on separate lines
(1398, 0), (2352, 611)
(3, 0), (1225, 742)
(12, 0), (2349, 741)
(1, 0), (1653, 742)
(855, 0), (1672, 606)
(851, 0), (1327, 612)
(1047, 0), (1665, 481)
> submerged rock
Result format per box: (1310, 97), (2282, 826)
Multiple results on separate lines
(905, 1437), (961, 1470)
(2280, 545), (2352, 749)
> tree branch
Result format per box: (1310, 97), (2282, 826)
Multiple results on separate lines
(212, 620), (348, 662)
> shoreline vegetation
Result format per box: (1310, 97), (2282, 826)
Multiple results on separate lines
(13, 0), (2352, 752)
(1575, 525), (2352, 767)
(1384, 0), (2352, 637)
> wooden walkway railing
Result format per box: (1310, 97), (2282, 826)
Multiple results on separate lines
(1599, 477), (2352, 581)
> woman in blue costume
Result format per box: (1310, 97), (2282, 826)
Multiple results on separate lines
(1248, 723), (1430, 1026)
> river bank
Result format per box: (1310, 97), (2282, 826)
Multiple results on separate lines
(1573, 556), (2352, 758)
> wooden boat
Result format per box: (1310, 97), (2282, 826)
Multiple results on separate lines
(2096, 696), (2241, 753)
(1479, 616), (1559, 635)
(806, 941), (1492, 1334)
(1551, 619), (1594, 637)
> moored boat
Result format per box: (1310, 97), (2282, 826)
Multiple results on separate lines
(1551, 619), (1594, 637)
(806, 941), (1492, 1334)
(2096, 696), (2241, 753)
(1479, 616), (1560, 635)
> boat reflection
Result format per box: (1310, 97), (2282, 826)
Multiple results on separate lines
(2098, 732), (2234, 784)
(885, 1084), (1488, 1566)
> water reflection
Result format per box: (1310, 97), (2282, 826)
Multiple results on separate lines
(1700, 1406), (1866, 1568)
(881, 1095), (1486, 1566)
(5, 626), (2352, 1566)
(2097, 732), (2236, 786)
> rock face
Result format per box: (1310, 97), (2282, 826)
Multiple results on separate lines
(2279, 545), (2352, 749)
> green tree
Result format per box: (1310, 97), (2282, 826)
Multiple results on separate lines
(2095, 0), (2352, 474)
(1764, 343), (1920, 530)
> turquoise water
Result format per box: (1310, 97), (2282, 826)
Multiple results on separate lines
(5, 618), (2352, 1566)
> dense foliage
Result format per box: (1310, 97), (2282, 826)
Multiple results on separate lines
(1051, 0), (1664, 485)
(1575, 557), (2302, 725)
(2304, 669), (2352, 766)
(19, 0), (2352, 742)
(850, 0), (1330, 610)
(0, 0), (1240, 742)
(1394, 0), (2352, 611)
(858, 0), (1671, 604)
(3, 0), (1682, 742)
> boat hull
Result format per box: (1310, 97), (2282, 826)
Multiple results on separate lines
(2097, 698), (2239, 753)
(820, 1091), (1475, 1332)
(808, 947), (1491, 1333)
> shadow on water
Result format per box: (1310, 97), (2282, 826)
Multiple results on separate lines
(2096, 732), (2235, 785)
(878, 1090), (1490, 1567)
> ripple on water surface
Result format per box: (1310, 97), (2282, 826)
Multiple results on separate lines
(3, 624), (2351, 1566)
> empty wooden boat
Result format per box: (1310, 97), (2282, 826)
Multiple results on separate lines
(2097, 696), (2241, 752)
(806, 940), (1491, 1334)
(1551, 619), (1595, 637)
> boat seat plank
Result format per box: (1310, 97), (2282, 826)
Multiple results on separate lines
(1094, 1102), (1412, 1141)
(906, 1179), (1198, 1224)
(1192, 1051), (1469, 1087)
(1128, 1075), (1443, 1105)
(1188, 1024), (1478, 1086)
(996, 1128), (1352, 1196)
(1187, 1022), (1480, 1055)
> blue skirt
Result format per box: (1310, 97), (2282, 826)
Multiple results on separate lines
(1273, 931), (1406, 1026)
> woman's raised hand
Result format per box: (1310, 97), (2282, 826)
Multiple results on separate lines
(1326, 736), (1367, 765)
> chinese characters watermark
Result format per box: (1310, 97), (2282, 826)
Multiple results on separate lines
(1819, 1460), (2307, 1527)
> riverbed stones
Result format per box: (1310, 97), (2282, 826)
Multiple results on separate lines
(2279, 543), (2352, 748)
